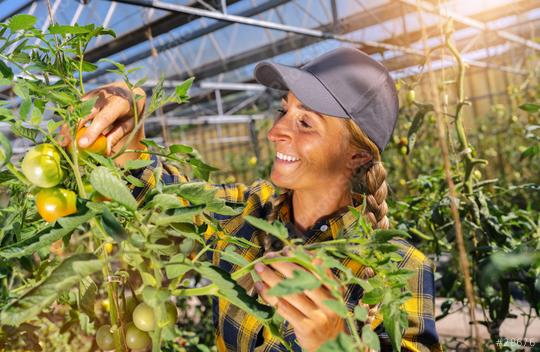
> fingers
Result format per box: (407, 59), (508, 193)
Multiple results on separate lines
(78, 97), (130, 148)
(254, 263), (317, 316)
(105, 116), (135, 154)
(255, 281), (309, 325)
(57, 123), (72, 148)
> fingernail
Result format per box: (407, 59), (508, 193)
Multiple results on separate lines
(79, 137), (88, 147)
(255, 263), (265, 273)
(254, 282), (263, 291)
(266, 252), (277, 258)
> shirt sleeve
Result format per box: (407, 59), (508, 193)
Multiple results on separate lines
(369, 239), (442, 352)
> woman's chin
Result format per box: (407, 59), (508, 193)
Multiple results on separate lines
(270, 169), (295, 189)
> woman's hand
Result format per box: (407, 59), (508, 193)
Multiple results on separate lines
(253, 251), (346, 352)
(58, 81), (147, 167)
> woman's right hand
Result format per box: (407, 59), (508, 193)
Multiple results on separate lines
(59, 81), (147, 167)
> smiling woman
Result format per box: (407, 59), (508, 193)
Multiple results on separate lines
(77, 46), (442, 352)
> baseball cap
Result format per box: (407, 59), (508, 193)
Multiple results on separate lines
(253, 47), (399, 152)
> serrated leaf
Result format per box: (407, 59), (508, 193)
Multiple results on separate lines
(8, 14), (37, 31)
(0, 253), (101, 327)
(100, 208), (128, 242)
(266, 269), (320, 297)
(362, 287), (384, 305)
(124, 158), (153, 170)
(195, 263), (272, 321)
(165, 254), (191, 280)
(0, 60), (13, 79)
(11, 123), (38, 142)
(316, 332), (355, 352)
(49, 24), (93, 35)
(220, 245), (249, 267)
(89, 167), (138, 211)
(361, 325), (381, 351)
(148, 194), (183, 211)
(354, 305), (368, 322)
(0, 212), (95, 259)
(153, 205), (205, 226)
(19, 98), (31, 120)
(243, 215), (288, 242)
(0, 131), (12, 168)
(174, 77), (194, 102)
(169, 144), (193, 155)
(323, 299), (349, 318)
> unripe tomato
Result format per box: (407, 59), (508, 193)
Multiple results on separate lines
(399, 146), (408, 155)
(132, 302), (155, 331)
(75, 126), (107, 155)
(406, 89), (416, 105)
(248, 156), (257, 166)
(101, 299), (110, 312)
(83, 182), (110, 202)
(35, 188), (77, 222)
(163, 301), (178, 326)
(21, 144), (64, 188)
(125, 322), (151, 350)
(473, 170), (482, 180)
(96, 324), (114, 351)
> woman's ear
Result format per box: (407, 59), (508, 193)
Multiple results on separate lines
(348, 149), (372, 172)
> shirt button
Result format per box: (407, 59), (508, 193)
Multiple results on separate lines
(320, 224), (329, 231)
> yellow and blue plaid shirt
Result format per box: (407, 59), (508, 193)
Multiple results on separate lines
(130, 154), (442, 352)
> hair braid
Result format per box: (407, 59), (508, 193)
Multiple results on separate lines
(363, 161), (390, 230)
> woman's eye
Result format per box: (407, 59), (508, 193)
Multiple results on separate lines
(275, 108), (286, 119)
(299, 118), (311, 128)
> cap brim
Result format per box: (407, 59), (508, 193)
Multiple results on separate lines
(254, 61), (349, 119)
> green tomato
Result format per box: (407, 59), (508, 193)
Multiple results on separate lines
(163, 301), (178, 326)
(132, 302), (155, 332)
(125, 322), (151, 350)
(21, 144), (64, 188)
(96, 324), (114, 351)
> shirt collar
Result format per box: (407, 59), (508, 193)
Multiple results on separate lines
(277, 191), (364, 243)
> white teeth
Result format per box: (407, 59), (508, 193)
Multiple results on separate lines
(276, 152), (299, 162)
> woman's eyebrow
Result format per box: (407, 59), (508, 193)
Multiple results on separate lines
(298, 103), (324, 120)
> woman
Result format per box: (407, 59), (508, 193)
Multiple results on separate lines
(73, 47), (441, 351)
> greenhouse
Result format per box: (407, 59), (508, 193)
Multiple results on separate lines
(0, 0), (539, 351)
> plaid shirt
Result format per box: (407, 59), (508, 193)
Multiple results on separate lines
(131, 154), (442, 352)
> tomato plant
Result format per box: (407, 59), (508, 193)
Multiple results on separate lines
(0, 13), (416, 352)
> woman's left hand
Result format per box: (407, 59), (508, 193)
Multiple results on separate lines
(253, 250), (345, 352)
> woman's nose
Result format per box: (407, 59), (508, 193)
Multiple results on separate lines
(267, 116), (291, 143)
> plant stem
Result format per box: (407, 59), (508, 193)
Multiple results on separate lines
(5, 163), (30, 186)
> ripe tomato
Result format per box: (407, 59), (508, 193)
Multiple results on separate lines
(76, 126), (107, 155)
(104, 242), (113, 254)
(21, 144), (64, 188)
(125, 322), (151, 350)
(132, 302), (155, 331)
(96, 324), (115, 351)
(36, 188), (77, 222)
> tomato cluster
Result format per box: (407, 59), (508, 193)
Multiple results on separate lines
(96, 301), (178, 351)
(20, 127), (108, 223)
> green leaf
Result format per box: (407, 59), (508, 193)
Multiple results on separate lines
(8, 14), (37, 31)
(79, 277), (97, 318)
(153, 205), (205, 226)
(0, 253), (101, 327)
(11, 123), (38, 142)
(361, 325), (381, 351)
(19, 98), (31, 120)
(165, 254), (191, 280)
(243, 215), (288, 242)
(98, 58), (125, 73)
(169, 144), (193, 155)
(323, 299), (349, 318)
(316, 332), (355, 352)
(174, 77), (195, 102)
(124, 159), (153, 170)
(195, 263), (273, 321)
(89, 167), (138, 211)
(100, 208), (128, 242)
(519, 103), (540, 113)
(266, 269), (320, 297)
(126, 174), (145, 188)
(0, 60), (13, 79)
(220, 245), (249, 267)
(362, 288), (384, 305)
(0, 212), (95, 259)
(354, 305), (368, 322)
(148, 194), (183, 211)
(49, 24), (93, 35)
(0, 131), (12, 168)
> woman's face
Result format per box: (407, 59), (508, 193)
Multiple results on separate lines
(267, 91), (363, 191)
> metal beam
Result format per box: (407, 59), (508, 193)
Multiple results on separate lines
(85, 0), (291, 81)
(399, 0), (540, 52)
(84, 0), (242, 62)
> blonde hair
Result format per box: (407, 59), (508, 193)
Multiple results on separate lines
(344, 119), (390, 230)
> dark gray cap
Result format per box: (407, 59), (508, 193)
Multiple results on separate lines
(253, 47), (399, 152)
